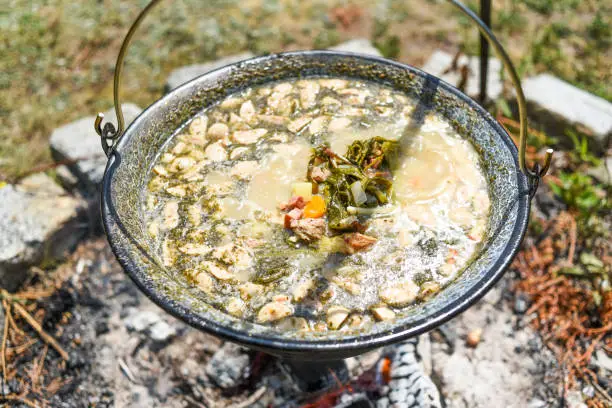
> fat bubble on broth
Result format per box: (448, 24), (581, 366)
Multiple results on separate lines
(144, 77), (490, 335)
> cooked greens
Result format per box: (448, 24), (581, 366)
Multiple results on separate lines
(308, 137), (399, 231)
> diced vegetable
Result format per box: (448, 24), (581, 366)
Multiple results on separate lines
(303, 195), (326, 218)
(350, 181), (367, 206)
(317, 236), (347, 253)
(347, 205), (396, 216)
(291, 182), (313, 201)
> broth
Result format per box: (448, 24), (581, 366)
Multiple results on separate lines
(144, 78), (490, 334)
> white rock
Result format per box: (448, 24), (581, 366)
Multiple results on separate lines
(165, 52), (255, 91)
(421, 50), (502, 101)
(205, 343), (250, 389)
(124, 310), (161, 332)
(149, 320), (177, 342)
(522, 74), (612, 149)
(0, 174), (86, 291)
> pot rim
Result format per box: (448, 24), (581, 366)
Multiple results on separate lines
(101, 50), (530, 357)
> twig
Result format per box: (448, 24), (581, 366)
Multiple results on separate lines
(33, 344), (48, 392)
(6, 305), (25, 337)
(118, 358), (138, 384)
(8, 338), (38, 357)
(13, 289), (56, 301)
(184, 395), (209, 408)
(15, 156), (91, 182)
(0, 394), (39, 408)
(227, 387), (267, 408)
(567, 216), (577, 265)
(11, 302), (69, 361)
(1, 300), (8, 387)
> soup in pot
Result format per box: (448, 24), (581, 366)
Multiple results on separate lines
(144, 77), (490, 334)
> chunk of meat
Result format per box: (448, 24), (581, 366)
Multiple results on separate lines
(343, 232), (377, 253)
(163, 201), (179, 230)
(205, 142), (227, 161)
(212, 243), (252, 267)
(283, 208), (303, 228)
(232, 128), (267, 144)
(310, 166), (331, 183)
(279, 195), (306, 211)
(290, 218), (326, 242)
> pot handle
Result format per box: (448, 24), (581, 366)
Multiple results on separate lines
(446, 0), (553, 192)
(94, 0), (552, 186)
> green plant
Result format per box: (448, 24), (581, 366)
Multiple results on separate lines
(372, 19), (401, 59)
(566, 130), (601, 167)
(523, 0), (580, 15)
(548, 172), (608, 220)
(496, 5), (527, 34)
(313, 28), (340, 49)
(587, 12), (611, 49)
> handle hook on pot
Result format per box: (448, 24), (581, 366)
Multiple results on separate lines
(94, 113), (120, 157)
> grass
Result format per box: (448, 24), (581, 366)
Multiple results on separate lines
(0, 0), (610, 181)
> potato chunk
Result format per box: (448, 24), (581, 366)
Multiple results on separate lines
(327, 306), (350, 330)
(257, 301), (292, 323)
(379, 281), (419, 307)
(371, 305), (396, 321)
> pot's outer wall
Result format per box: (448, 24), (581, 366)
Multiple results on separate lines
(101, 51), (530, 360)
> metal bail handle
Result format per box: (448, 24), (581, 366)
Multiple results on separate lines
(94, 0), (553, 185)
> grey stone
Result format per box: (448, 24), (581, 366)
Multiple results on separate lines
(416, 334), (432, 376)
(400, 352), (416, 365)
(376, 397), (390, 408)
(165, 53), (255, 92)
(205, 342), (249, 389)
(388, 388), (409, 403)
(149, 321), (176, 343)
(514, 294), (529, 314)
(391, 364), (418, 379)
(566, 390), (587, 408)
(421, 50), (503, 100)
(527, 398), (547, 408)
(581, 385), (595, 399)
(592, 349), (612, 372)
(124, 310), (161, 332)
(587, 156), (611, 185)
(55, 165), (80, 192)
(413, 376), (442, 407)
(522, 74), (612, 151)
(335, 393), (374, 408)
(0, 174), (86, 291)
(328, 39), (382, 57)
(49, 103), (142, 191)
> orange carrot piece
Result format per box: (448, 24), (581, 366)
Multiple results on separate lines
(303, 195), (326, 218)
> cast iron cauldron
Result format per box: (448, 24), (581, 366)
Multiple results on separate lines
(95, 0), (552, 361)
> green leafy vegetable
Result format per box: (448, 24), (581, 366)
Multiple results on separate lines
(309, 137), (399, 232)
